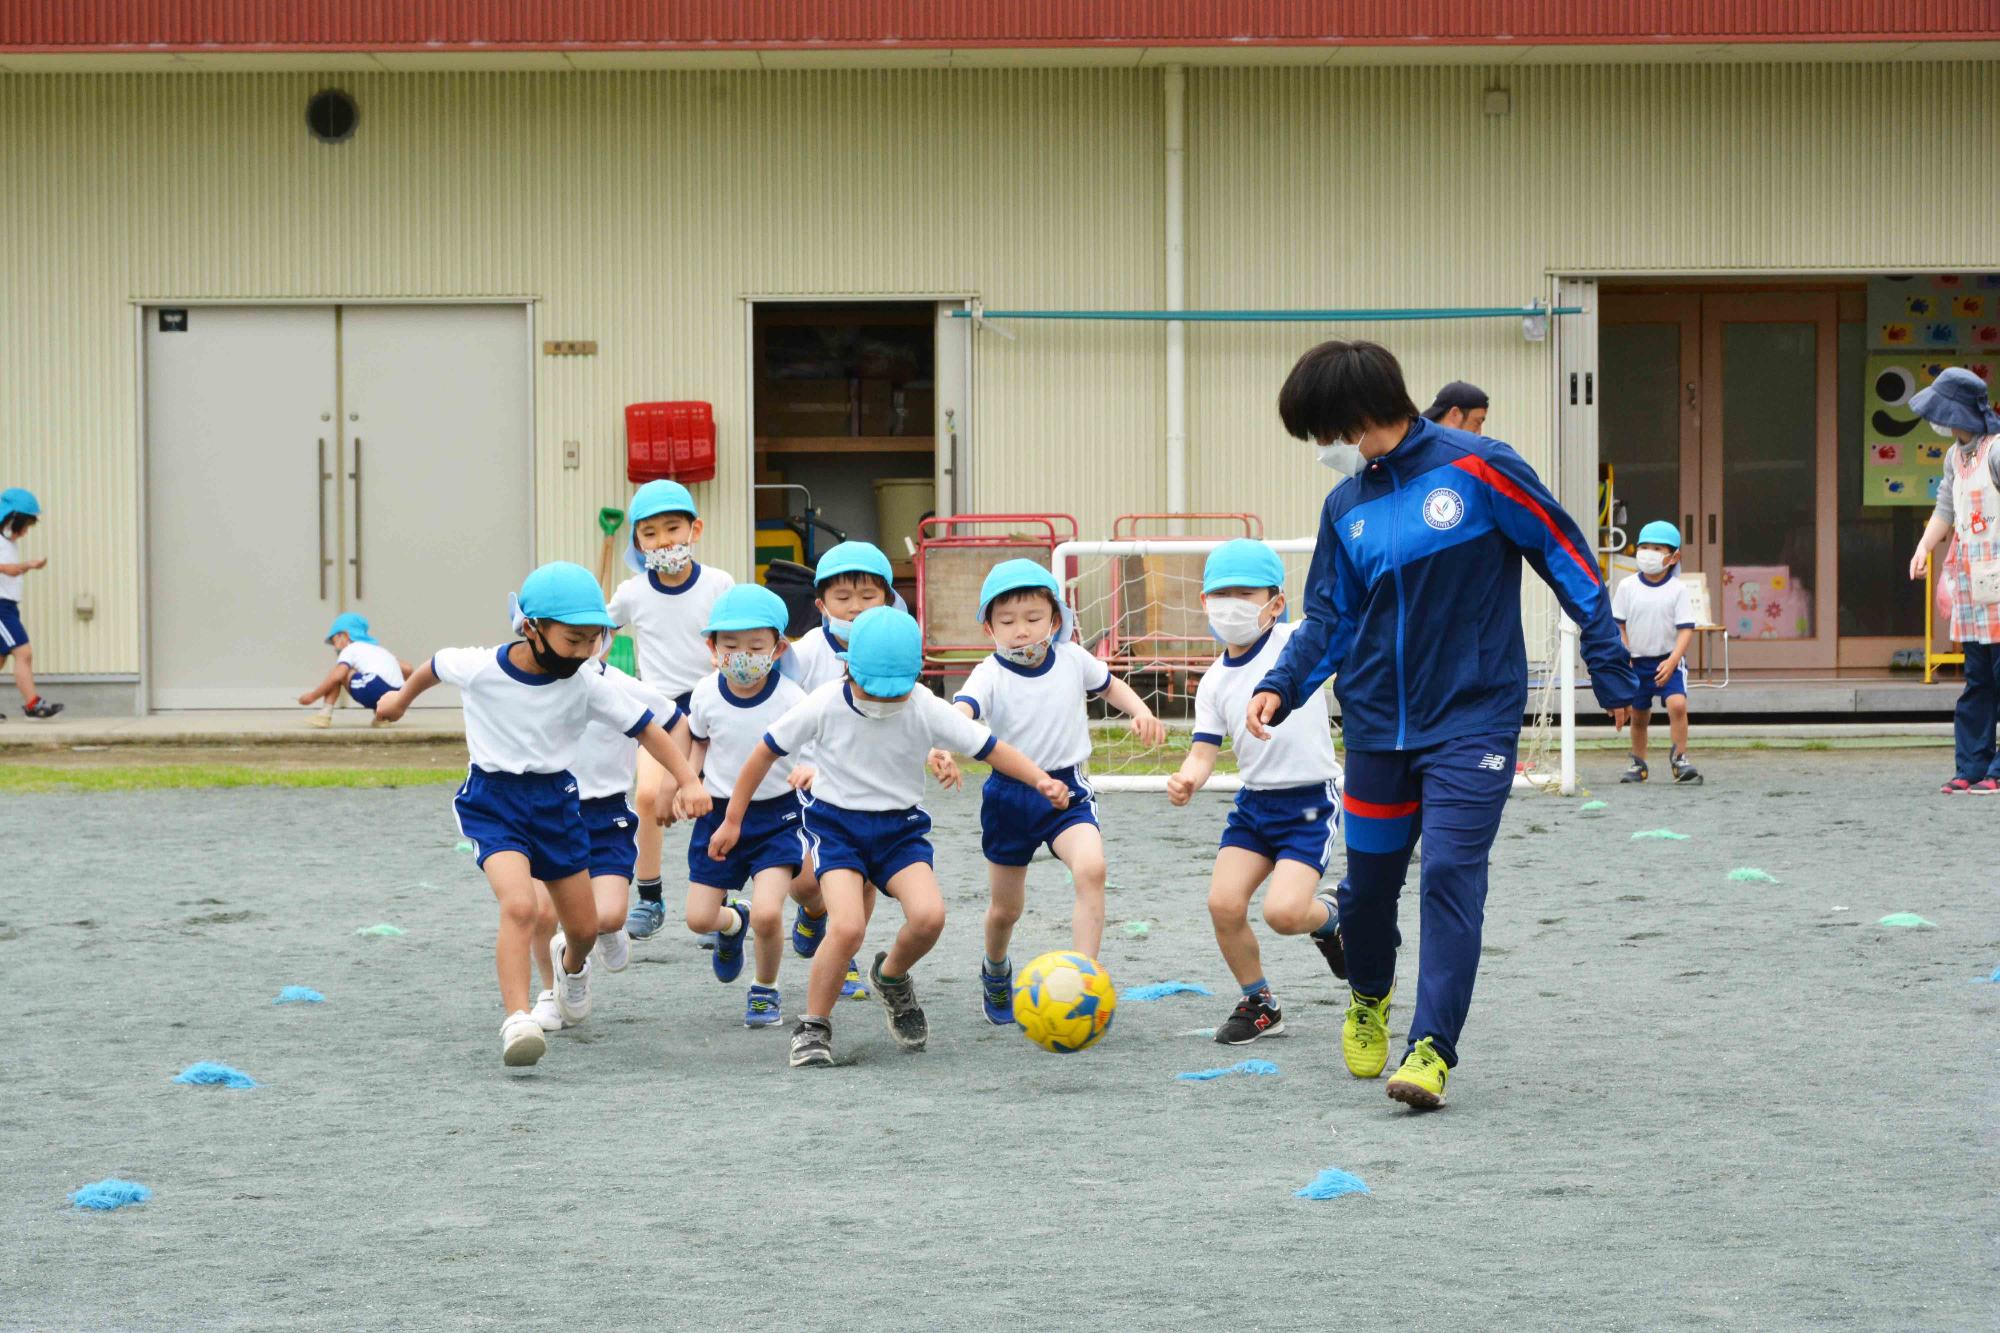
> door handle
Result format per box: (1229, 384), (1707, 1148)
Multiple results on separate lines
(1707, 513), (1717, 546)
(317, 438), (332, 600)
(1683, 514), (1693, 550)
(347, 437), (363, 599)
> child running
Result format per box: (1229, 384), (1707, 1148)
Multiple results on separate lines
(0, 488), (61, 718)
(527, 646), (679, 1033)
(1166, 539), (1347, 1046)
(298, 613), (413, 727)
(949, 558), (1165, 1022)
(678, 584), (809, 1027)
(375, 561), (706, 1068)
(605, 480), (734, 942)
(712, 606), (1070, 1068)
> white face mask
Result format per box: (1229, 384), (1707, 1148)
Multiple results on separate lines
(719, 651), (775, 688)
(1635, 550), (1669, 576)
(1930, 421), (1956, 438)
(1316, 441), (1365, 477)
(851, 691), (907, 719)
(645, 544), (692, 575)
(1206, 597), (1271, 647)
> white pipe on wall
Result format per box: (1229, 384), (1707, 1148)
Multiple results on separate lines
(1163, 64), (1188, 532)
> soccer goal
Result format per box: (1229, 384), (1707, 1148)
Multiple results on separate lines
(1052, 537), (1578, 796)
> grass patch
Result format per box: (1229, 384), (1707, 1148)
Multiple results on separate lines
(0, 764), (464, 794)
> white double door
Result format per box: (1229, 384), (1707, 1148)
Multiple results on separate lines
(145, 304), (531, 708)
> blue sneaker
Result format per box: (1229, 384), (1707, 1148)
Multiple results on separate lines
(840, 958), (869, 1001)
(624, 897), (666, 940)
(980, 960), (1014, 1025)
(791, 905), (826, 958)
(745, 984), (782, 1028)
(713, 901), (748, 983)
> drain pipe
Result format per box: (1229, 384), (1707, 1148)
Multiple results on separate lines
(1164, 64), (1187, 533)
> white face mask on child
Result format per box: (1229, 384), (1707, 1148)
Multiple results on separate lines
(1636, 550), (1669, 576)
(850, 692), (907, 720)
(645, 544), (692, 575)
(1206, 597), (1271, 647)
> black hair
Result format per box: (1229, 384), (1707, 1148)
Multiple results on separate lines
(1, 513), (33, 537)
(1423, 380), (1490, 422)
(815, 570), (892, 597)
(1276, 339), (1419, 442)
(983, 586), (1062, 623)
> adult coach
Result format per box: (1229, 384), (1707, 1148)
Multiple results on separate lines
(1423, 380), (1489, 434)
(1246, 340), (1635, 1109)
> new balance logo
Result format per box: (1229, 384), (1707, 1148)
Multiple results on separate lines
(1348, 518), (1366, 540)
(1477, 754), (1507, 772)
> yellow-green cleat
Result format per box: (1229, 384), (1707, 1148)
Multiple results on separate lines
(1386, 1036), (1449, 1109)
(1341, 987), (1393, 1078)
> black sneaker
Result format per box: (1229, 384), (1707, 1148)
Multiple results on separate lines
(1215, 992), (1285, 1045)
(1670, 751), (1703, 785)
(870, 951), (928, 1052)
(789, 1017), (833, 1068)
(1310, 892), (1346, 979)
(23, 699), (62, 719)
(1620, 755), (1648, 784)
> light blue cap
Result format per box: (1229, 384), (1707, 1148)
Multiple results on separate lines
(839, 605), (922, 698)
(1202, 539), (1285, 594)
(1637, 520), (1682, 550)
(515, 561), (617, 629)
(325, 612), (376, 645)
(814, 540), (893, 588)
(978, 558), (1062, 622)
(0, 487), (40, 523)
(703, 584), (791, 637)
(629, 479), (697, 525)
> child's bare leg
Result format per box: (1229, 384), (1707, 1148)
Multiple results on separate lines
(748, 866), (793, 986)
(11, 643), (37, 704)
(531, 883), (560, 989)
(685, 884), (730, 937)
(1051, 824), (1108, 957)
(880, 863), (945, 978)
(808, 870), (870, 1016)
(545, 872), (598, 972)
(1630, 709), (1651, 761)
(485, 852), (541, 1014)
(1667, 695), (1690, 755)
(1207, 848), (1272, 988)
(983, 863), (1027, 967)
(788, 860), (825, 917)
(592, 874), (630, 936)
(1261, 860), (1334, 936)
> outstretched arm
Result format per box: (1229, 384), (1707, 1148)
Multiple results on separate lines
(299, 662), (349, 707)
(1166, 739), (1221, 807)
(1101, 675), (1166, 746)
(637, 721), (704, 812)
(1251, 498), (1358, 737)
(708, 742), (781, 859)
(372, 659), (438, 723)
(983, 739), (1070, 810)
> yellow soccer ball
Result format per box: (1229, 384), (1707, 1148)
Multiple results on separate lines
(1013, 951), (1117, 1053)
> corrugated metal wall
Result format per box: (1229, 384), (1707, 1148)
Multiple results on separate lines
(2, 61), (1993, 676)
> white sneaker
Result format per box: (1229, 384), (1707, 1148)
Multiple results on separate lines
(501, 1010), (547, 1066)
(530, 989), (565, 1032)
(554, 954), (592, 1025)
(599, 928), (631, 973)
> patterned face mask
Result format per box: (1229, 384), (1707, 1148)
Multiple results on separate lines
(996, 633), (1054, 667)
(644, 544), (692, 575)
(720, 651), (775, 687)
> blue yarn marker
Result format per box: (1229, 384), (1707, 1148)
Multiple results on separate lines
(1124, 982), (1213, 1003)
(70, 1179), (152, 1211)
(173, 1061), (257, 1089)
(1296, 1168), (1371, 1200)
(273, 986), (326, 1005)
(1177, 1059), (1281, 1081)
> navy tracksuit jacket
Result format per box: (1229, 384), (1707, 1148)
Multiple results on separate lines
(1258, 416), (1636, 1068)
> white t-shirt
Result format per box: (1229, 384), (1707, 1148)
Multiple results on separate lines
(1612, 572), (1696, 660)
(0, 534), (22, 602)
(433, 645), (657, 776)
(764, 680), (993, 811)
(571, 660), (681, 801)
(687, 669), (806, 802)
(782, 625), (848, 692)
(954, 641), (1111, 773)
(1192, 623), (1344, 791)
(606, 562), (735, 698)
(337, 641), (406, 692)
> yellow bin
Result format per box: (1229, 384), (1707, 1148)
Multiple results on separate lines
(872, 477), (935, 558)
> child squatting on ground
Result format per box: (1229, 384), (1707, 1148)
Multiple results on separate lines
(375, 561), (707, 1068)
(1167, 539), (1348, 1045)
(1613, 521), (1701, 786)
(298, 612), (413, 728)
(0, 487), (62, 719)
(947, 558), (1165, 1024)
(710, 605), (1072, 1069)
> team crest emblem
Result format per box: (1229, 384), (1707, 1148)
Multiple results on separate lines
(1422, 487), (1465, 530)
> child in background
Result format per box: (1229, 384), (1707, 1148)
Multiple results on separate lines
(678, 584), (809, 1028)
(713, 606), (1070, 1068)
(0, 488), (61, 718)
(375, 561), (707, 1068)
(1613, 521), (1701, 786)
(950, 559), (1166, 1023)
(1166, 539), (1346, 1046)
(606, 480), (735, 940)
(298, 613), (413, 727)
(527, 647), (680, 1033)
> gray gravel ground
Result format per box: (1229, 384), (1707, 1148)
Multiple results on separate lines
(1, 749), (1994, 1330)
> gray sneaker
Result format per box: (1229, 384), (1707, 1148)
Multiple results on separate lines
(789, 1017), (833, 1068)
(1670, 751), (1703, 785)
(870, 952), (929, 1052)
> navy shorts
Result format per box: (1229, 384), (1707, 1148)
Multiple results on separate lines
(1631, 656), (1688, 711)
(346, 673), (396, 710)
(580, 794), (640, 881)
(689, 792), (806, 892)
(1219, 779), (1342, 874)
(453, 767), (590, 883)
(801, 798), (933, 890)
(0, 598), (27, 656)
(980, 765), (1100, 867)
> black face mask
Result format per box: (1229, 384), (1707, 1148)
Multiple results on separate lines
(525, 628), (593, 679)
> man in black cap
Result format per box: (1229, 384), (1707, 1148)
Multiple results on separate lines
(1423, 381), (1488, 435)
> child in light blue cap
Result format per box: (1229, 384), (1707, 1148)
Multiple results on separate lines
(297, 612), (415, 728)
(0, 486), (59, 718)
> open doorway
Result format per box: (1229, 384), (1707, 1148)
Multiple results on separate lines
(748, 300), (969, 613)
